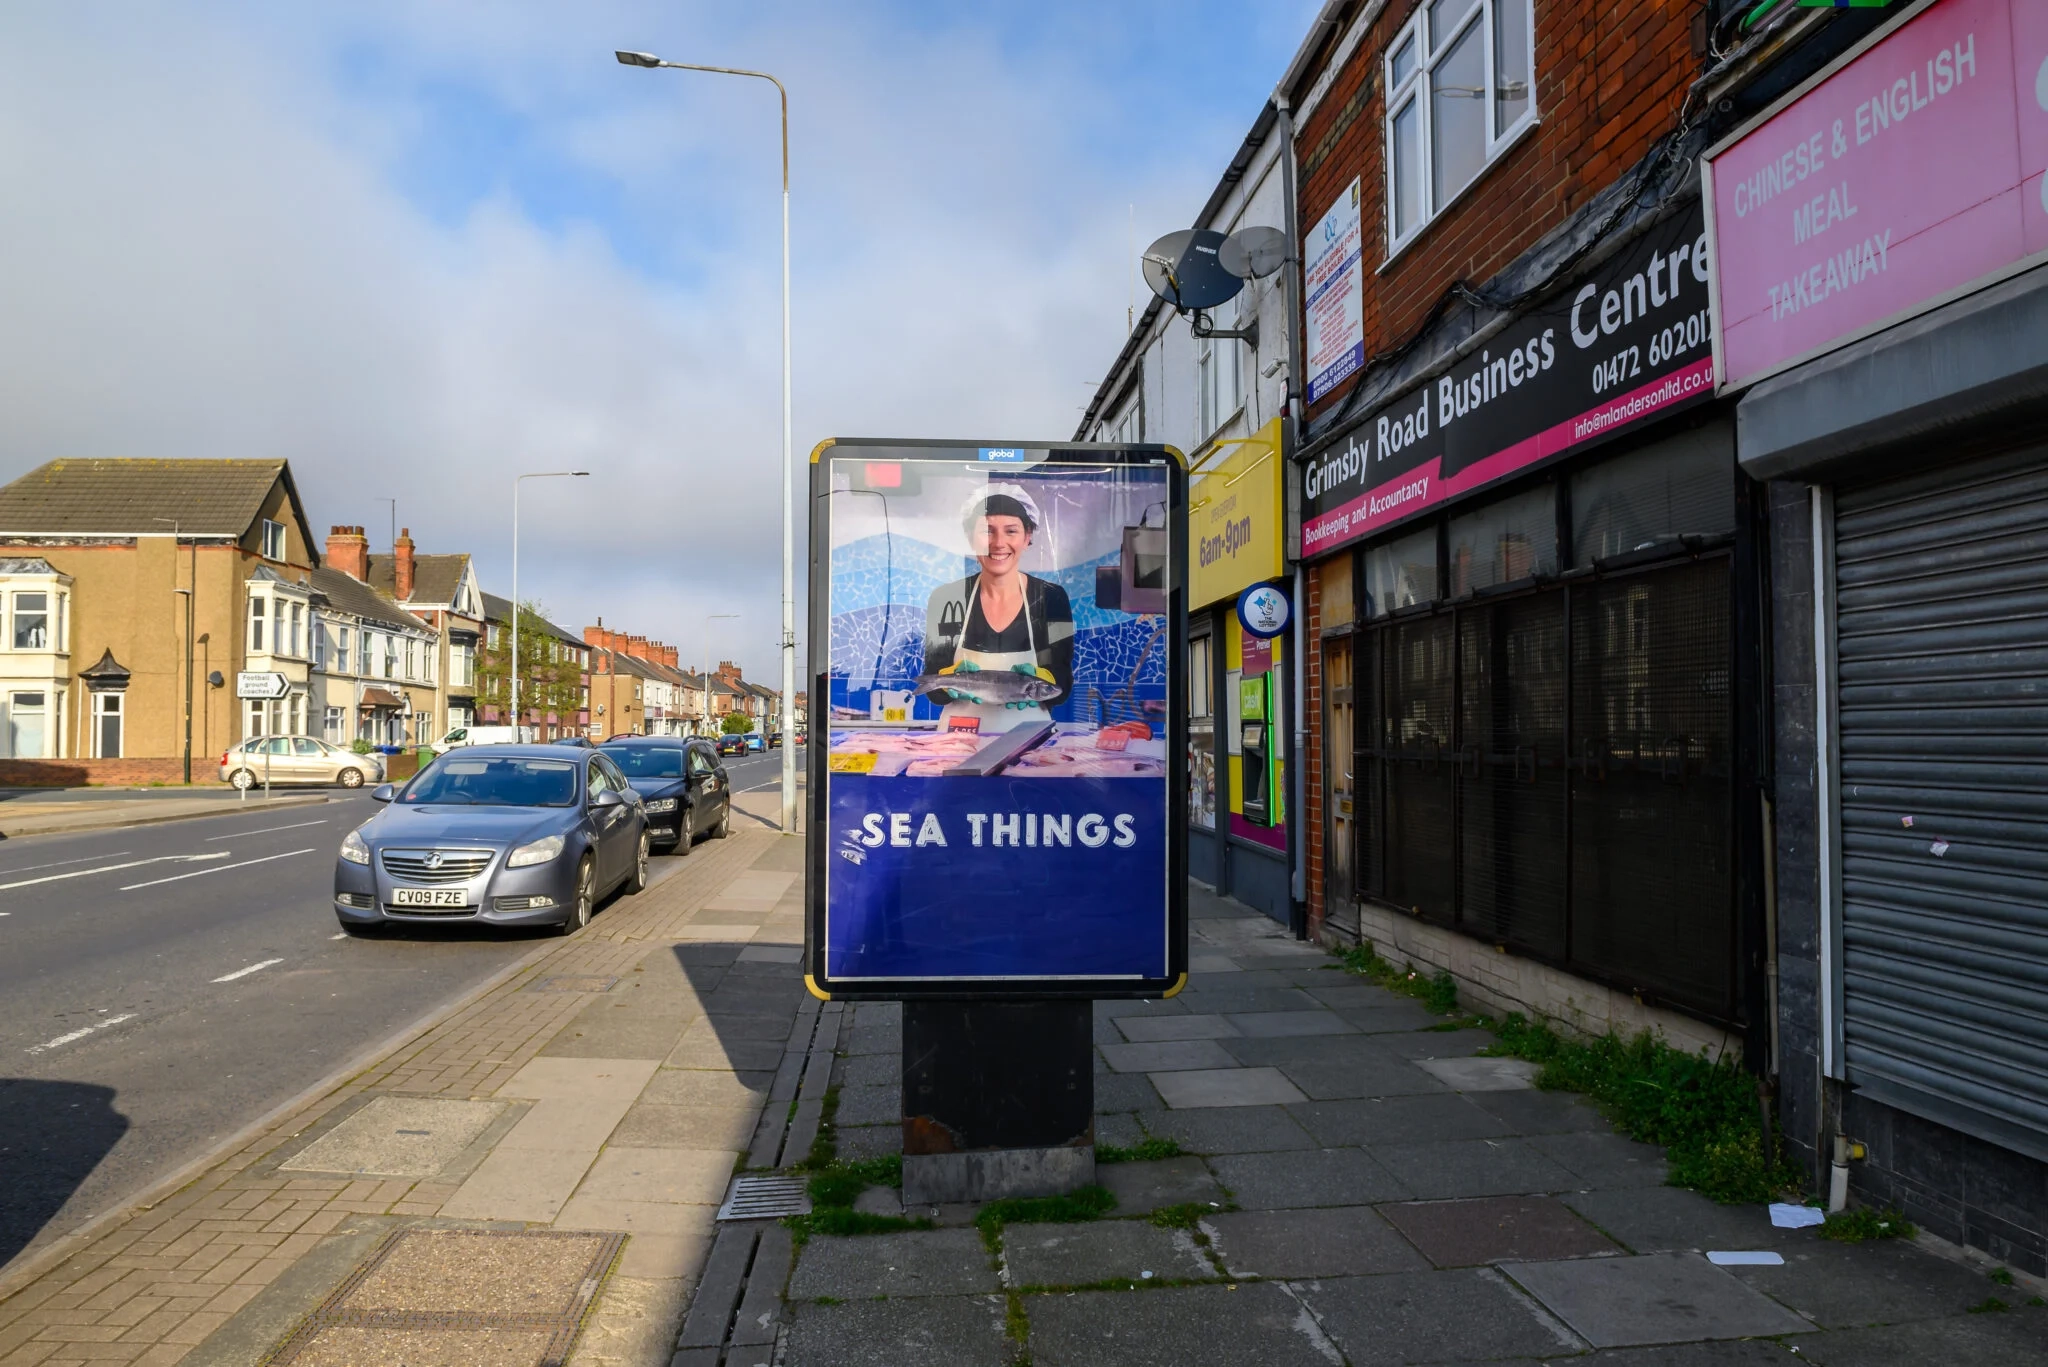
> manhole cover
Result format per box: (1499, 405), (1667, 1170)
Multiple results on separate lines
(528, 975), (619, 994)
(717, 1175), (812, 1221)
(262, 1228), (623, 1367)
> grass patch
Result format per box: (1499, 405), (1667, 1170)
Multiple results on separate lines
(1479, 1012), (1801, 1206)
(974, 1185), (1116, 1249)
(1967, 1297), (2009, 1314)
(787, 1207), (933, 1246)
(813, 1296), (842, 1306)
(1147, 1203), (1214, 1229)
(1818, 1206), (1916, 1243)
(1097, 1138), (1183, 1164)
(1338, 941), (1458, 1016)
(1989, 1267), (2014, 1286)
(1004, 1291), (1029, 1343)
(797, 1086), (842, 1170)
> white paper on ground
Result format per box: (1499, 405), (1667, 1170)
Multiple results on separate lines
(1708, 1250), (1785, 1266)
(1770, 1203), (1826, 1229)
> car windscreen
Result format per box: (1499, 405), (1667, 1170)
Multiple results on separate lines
(604, 747), (685, 778)
(401, 757), (578, 807)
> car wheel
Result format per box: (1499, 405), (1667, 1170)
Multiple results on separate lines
(557, 858), (594, 935)
(623, 832), (649, 895)
(229, 768), (256, 791)
(337, 767), (364, 789)
(676, 806), (694, 855)
(711, 804), (731, 839)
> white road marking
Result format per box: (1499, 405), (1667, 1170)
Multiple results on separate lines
(331, 932), (348, 940)
(0, 852), (229, 892)
(205, 819), (328, 840)
(0, 851), (133, 877)
(28, 1013), (137, 1053)
(121, 847), (316, 891)
(212, 958), (284, 983)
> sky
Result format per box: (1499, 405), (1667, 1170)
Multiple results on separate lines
(0, 1), (1319, 681)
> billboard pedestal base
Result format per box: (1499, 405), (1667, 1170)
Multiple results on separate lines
(900, 999), (1094, 1205)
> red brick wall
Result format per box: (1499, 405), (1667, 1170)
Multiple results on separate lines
(1294, 0), (1701, 424)
(0, 757), (189, 787)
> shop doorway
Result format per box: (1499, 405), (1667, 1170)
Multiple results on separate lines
(1323, 637), (1357, 937)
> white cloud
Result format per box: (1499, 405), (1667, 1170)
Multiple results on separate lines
(0, 1), (1295, 678)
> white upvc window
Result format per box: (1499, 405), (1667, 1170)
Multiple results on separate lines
(248, 595), (266, 652)
(382, 633), (396, 679)
(289, 602), (304, 657)
(1384, 0), (1535, 254)
(261, 519), (286, 561)
(1196, 300), (1243, 440)
(336, 626), (352, 674)
(10, 592), (49, 650)
(271, 597), (284, 656)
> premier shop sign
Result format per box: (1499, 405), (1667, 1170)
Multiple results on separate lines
(1299, 203), (1714, 559)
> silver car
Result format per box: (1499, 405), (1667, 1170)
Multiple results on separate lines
(221, 736), (387, 789)
(333, 745), (649, 936)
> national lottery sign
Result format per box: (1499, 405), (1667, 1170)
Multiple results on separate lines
(805, 438), (1189, 1000)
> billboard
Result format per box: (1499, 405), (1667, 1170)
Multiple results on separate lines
(807, 440), (1188, 999)
(1305, 178), (1366, 404)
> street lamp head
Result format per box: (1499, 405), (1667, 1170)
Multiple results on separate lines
(615, 50), (663, 68)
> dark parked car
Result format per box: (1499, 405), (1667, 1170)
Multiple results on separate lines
(551, 735), (595, 748)
(600, 736), (732, 851)
(333, 745), (648, 937)
(716, 733), (748, 757)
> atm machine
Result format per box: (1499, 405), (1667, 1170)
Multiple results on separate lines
(1238, 671), (1279, 826)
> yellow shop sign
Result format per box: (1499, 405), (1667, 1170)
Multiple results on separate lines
(1189, 417), (1284, 608)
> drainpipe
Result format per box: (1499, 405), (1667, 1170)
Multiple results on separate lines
(1277, 91), (1310, 938)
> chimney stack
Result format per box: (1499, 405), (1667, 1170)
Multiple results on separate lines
(394, 527), (416, 599)
(326, 525), (368, 582)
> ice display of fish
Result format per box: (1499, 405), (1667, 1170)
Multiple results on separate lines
(910, 669), (1062, 705)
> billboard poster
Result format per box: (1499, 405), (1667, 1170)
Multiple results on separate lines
(807, 440), (1188, 999)
(1305, 178), (1366, 404)
(1298, 202), (1714, 560)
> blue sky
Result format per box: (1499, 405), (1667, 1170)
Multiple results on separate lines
(0, 1), (1320, 675)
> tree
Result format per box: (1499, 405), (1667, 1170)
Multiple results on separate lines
(475, 601), (583, 726)
(721, 711), (752, 735)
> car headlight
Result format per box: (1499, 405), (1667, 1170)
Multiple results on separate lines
(340, 829), (371, 865)
(507, 834), (565, 868)
(643, 798), (677, 813)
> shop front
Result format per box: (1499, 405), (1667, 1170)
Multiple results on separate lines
(1187, 418), (1292, 924)
(1299, 200), (1769, 1034)
(1706, 0), (2048, 1265)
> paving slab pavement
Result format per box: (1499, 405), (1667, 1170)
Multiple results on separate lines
(7, 821), (2046, 1367)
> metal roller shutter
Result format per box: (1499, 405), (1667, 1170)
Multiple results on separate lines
(1833, 447), (2048, 1160)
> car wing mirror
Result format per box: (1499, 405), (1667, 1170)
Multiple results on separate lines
(371, 783), (396, 803)
(593, 788), (625, 808)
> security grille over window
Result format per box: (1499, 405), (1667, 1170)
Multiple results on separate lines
(1831, 447), (2048, 1160)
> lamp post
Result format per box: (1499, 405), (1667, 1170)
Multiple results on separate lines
(511, 472), (589, 740)
(703, 612), (738, 737)
(617, 48), (797, 834)
(153, 518), (195, 783)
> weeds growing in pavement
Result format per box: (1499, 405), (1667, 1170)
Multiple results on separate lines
(1147, 1203), (1215, 1230)
(1818, 1205), (1916, 1242)
(973, 1186), (1117, 1251)
(1967, 1297), (2009, 1314)
(1096, 1138), (1183, 1164)
(1990, 1267), (2015, 1286)
(785, 1152), (922, 1246)
(1338, 941), (1458, 1016)
(1482, 1012), (1803, 1205)
(794, 1086), (841, 1171)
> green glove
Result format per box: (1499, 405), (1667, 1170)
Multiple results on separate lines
(1008, 663), (1043, 710)
(947, 660), (982, 704)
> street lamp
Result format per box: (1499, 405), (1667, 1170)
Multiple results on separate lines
(511, 471), (589, 740)
(153, 517), (195, 783)
(617, 48), (797, 834)
(703, 612), (739, 737)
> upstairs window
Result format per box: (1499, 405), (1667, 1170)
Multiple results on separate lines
(261, 519), (286, 561)
(12, 593), (48, 650)
(1385, 0), (1536, 253)
(289, 602), (304, 657)
(248, 595), (266, 652)
(1196, 299), (1243, 440)
(337, 626), (352, 674)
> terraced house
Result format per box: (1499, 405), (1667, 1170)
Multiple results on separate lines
(0, 458), (320, 781)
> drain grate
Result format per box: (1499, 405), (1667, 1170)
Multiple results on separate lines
(260, 1228), (623, 1367)
(527, 974), (619, 994)
(717, 1174), (812, 1221)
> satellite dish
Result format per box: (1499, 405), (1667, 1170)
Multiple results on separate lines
(1219, 225), (1290, 279)
(1141, 228), (1245, 311)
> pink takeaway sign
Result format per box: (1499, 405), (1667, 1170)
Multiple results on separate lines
(1704, 0), (2048, 391)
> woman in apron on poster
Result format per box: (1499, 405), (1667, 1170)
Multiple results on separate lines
(921, 486), (1074, 734)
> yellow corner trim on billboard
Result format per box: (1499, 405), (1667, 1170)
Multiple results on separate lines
(1188, 417), (1284, 609)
